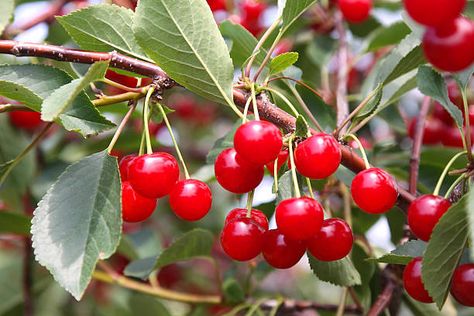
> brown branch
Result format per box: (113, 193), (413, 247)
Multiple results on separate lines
(409, 97), (430, 195)
(334, 11), (350, 135)
(259, 299), (362, 315)
(367, 265), (402, 316)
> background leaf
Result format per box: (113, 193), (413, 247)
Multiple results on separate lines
(0, 212), (31, 236)
(279, 0), (317, 34)
(370, 240), (426, 265)
(31, 151), (122, 300)
(269, 52), (298, 76)
(365, 22), (411, 52)
(308, 254), (362, 286)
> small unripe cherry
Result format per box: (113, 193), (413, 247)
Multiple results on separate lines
(262, 229), (306, 269)
(169, 179), (212, 221)
(403, 257), (433, 303)
(121, 181), (157, 223)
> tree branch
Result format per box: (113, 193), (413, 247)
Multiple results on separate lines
(409, 97), (430, 195)
(334, 11), (350, 135)
(259, 299), (362, 315)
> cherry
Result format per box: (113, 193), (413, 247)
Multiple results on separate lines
(407, 118), (444, 145)
(169, 179), (212, 221)
(408, 195), (451, 241)
(432, 102), (454, 125)
(441, 126), (464, 148)
(403, 257), (433, 303)
(119, 154), (136, 181)
(275, 197), (324, 241)
(422, 17), (474, 72)
(351, 168), (398, 214)
(294, 133), (342, 179)
(403, 0), (466, 27)
(338, 0), (372, 24)
(8, 111), (42, 131)
(234, 121), (283, 166)
(265, 150), (289, 174)
(128, 152), (179, 199)
(207, 0), (226, 12)
(262, 229), (306, 269)
(214, 148), (264, 194)
(240, 0), (266, 22)
(225, 208), (269, 231)
(220, 217), (265, 261)
(307, 218), (353, 261)
(121, 181), (157, 223)
(450, 263), (474, 307)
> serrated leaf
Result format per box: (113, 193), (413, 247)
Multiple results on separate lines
(31, 151), (122, 300)
(134, 0), (234, 106)
(370, 240), (426, 265)
(57, 4), (148, 60)
(308, 254), (361, 286)
(279, 0), (317, 34)
(0, 0), (14, 34)
(0, 212), (31, 236)
(294, 115), (309, 137)
(41, 61), (109, 121)
(365, 22), (411, 52)
(422, 196), (469, 309)
(355, 83), (383, 119)
(467, 188), (474, 261)
(417, 65), (463, 129)
(269, 52), (298, 76)
(379, 71), (417, 109)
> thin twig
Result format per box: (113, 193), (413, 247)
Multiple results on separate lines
(334, 11), (350, 135)
(409, 97), (430, 195)
(22, 237), (34, 316)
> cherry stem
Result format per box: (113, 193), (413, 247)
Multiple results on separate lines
(444, 174), (466, 199)
(433, 151), (467, 196)
(306, 177), (314, 199)
(339, 182), (352, 227)
(335, 288), (349, 316)
(100, 78), (144, 93)
(246, 190), (255, 218)
(461, 87), (473, 163)
(242, 95), (252, 124)
(344, 134), (370, 169)
(288, 137), (301, 198)
(264, 87), (301, 118)
(157, 103), (190, 179)
(251, 84), (260, 121)
(253, 30), (283, 82)
(267, 76), (323, 99)
(93, 91), (146, 107)
(273, 159), (279, 193)
(107, 101), (138, 154)
(143, 86), (155, 155)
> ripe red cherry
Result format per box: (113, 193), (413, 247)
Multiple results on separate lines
(294, 133), (341, 179)
(128, 152), (179, 199)
(441, 126), (464, 148)
(262, 229), (306, 269)
(408, 195), (451, 241)
(225, 208), (269, 231)
(119, 154), (136, 181)
(275, 197), (324, 241)
(403, 257), (433, 303)
(214, 148), (264, 194)
(422, 17), (474, 72)
(240, 0), (266, 22)
(450, 263), (474, 307)
(169, 179), (212, 221)
(432, 102), (454, 125)
(407, 118), (444, 145)
(338, 0), (372, 24)
(234, 121), (283, 166)
(403, 0), (466, 27)
(121, 181), (157, 223)
(265, 150), (289, 174)
(220, 217), (265, 261)
(307, 218), (353, 261)
(207, 0), (226, 12)
(351, 168), (398, 214)
(8, 111), (42, 130)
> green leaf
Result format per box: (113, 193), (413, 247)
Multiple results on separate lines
(422, 196), (469, 309)
(150, 103), (174, 124)
(0, 0), (14, 34)
(365, 22), (411, 52)
(279, 0), (317, 34)
(294, 115), (309, 137)
(41, 61), (109, 121)
(31, 151), (122, 300)
(57, 4), (148, 60)
(269, 52), (298, 76)
(417, 65), (463, 129)
(355, 83), (383, 119)
(128, 293), (171, 316)
(305, 36), (337, 68)
(222, 278), (245, 304)
(370, 240), (426, 265)
(206, 121), (240, 164)
(123, 256), (157, 280)
(154, 228), (214, 269)
(379, 71), (417, 109)
(467, 188), (474, 261)
(134, 0), (235, 106)
(276, 170), (294, 204)
(0, 212), (31, 236)
(454, 64), (474, 90)
(308, 254), (362, 286)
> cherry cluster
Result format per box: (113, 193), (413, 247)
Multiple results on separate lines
(404, 0), (474, 72)
(119, 153), (212, 223)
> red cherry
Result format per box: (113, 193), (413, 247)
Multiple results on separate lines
(207, 0), (226, 12)
(214, 148), (264, 194)
(234, 121), (283, 166)
(307, 218), (353, 261)
(8, 111), (42, 130)
(220, 217), (265, 261)
(447, 81), (464, 109)
(240, 0), (267, 22)
(128, 152), (179, 199)
(351, 168), (398, 214)
(338, 0), (372, 24)
(121, 181), (156, 223)
(225, 208), (269, 231)
(403, 257), (433, 303)
(275, 197), (324, 241)
(441, 126), (464, 148)
(432, 102), (454, 125)
(450, 263), (474, 307)
(294, 133), (342, 179)
(407, 118), (444, 145)
(403, 0), (466, 27)
(408, 195), (451, 241)
(169, 179), (212, 221)
(119, 154), (136, 181)
(262, 229), (306, 269)
(265, 150), (289, 174)
(422, 17), (474, 72)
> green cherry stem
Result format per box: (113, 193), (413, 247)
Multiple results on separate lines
(251, 84), (260, 121)
(433, 151), (467, 196)
(273, 158), (279, 193)
(246, 189), (255, 218)
(242, 94), (253, 124)
(344, 133), (370, 169)
(100, 78), (143, 93)
(143, 86), (155, 155)
(157, 103), (190, 180)
(461, 88), (473, 163)
(288, 136), (301, 198)
(306, 177), (314, 199)
(107, 101), (138, 154)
